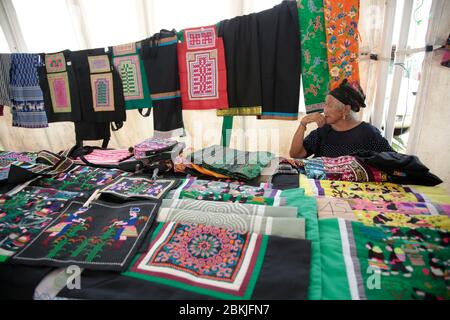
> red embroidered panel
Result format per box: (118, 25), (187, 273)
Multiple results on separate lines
(178, 26), (228, 110)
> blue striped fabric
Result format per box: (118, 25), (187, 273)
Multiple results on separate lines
(9, 53), (48, 128)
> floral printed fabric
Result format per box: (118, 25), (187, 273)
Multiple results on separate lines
(298, 0), (330, 113)
(324, 0), (360, 90)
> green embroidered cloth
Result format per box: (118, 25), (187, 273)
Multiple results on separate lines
(111, 42), (152, 111)
(319, 218), (450, 300)
(298, 0), (330, 113)
(168, 178), (285, 206)
(188, 145), (275, 181)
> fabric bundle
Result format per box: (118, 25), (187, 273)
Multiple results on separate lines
(9, 53), (48, 128)
(111, 42), (152, 113)
(299, 156), (387, 182)
(7, 150), (76, 185)
(178, 25), (228, 110)
(353, 151), (443, 186)
(140, 30), (185, 138)
(132, 137), (178, 160)
(188, 145), (275, 181)
(73, 148), (133, 166)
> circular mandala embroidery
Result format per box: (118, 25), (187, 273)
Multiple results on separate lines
(153, 223), (248, 279)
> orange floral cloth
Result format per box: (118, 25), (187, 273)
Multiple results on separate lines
(324, 0), (360, 90)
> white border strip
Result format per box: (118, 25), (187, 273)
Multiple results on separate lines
(338, 218), (360, 300)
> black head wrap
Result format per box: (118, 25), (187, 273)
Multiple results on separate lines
(329, 79), (366, 112)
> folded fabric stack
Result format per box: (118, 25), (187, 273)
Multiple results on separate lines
(53, 184), (312, 300)
(188, 145), (275, 181)
(298, 155), (387, 182)
(298, 152), (442, 186)
(300, 174), (450, 300)
(73, 149), (133, 166)
(168, 177), (284, 206)
(1, 161), (312, 300)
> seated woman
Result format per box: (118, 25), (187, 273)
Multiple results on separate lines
(289, 79), (394, 158)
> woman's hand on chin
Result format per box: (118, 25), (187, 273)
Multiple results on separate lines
(300, 112), (326, 128)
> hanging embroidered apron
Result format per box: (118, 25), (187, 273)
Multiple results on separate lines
(140, 30), (185, 138)
(111, 41), (152, 115)
(9, 53), (48, 128)
(324, 0), (361, 89)
(298, 0), (330, 113)
(257, 0), (301, 120)
(38, 50), (82, 122)
(216, 15), (262, 116)
(178, 25), (228, 110)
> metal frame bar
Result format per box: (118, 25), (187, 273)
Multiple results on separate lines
(384, 0), (414, 144)
(370, 0), (397, 131)
(407, 0), (446, 154)
(0, 0), (27, 52)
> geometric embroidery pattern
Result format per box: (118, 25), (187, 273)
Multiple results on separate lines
(90, 73), (115, 112)
(45, 52), (66, 73)
(129, 222), (265, 298)
(112, 42), (136, 56)
(187, 50), (218, 99)
(186, 27), (216, 50)
(47, 73), (71, 113)
(88, 55), (111, 74)
(114, 55), (144, 100)
(178, 26), (228, 110)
